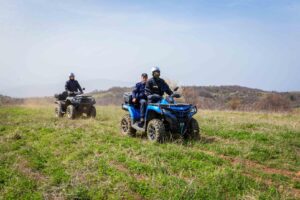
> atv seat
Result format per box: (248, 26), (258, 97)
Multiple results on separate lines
(55, 91), (68, 101)
(123, 92), (133, 104)
(123, 92), (143, 108)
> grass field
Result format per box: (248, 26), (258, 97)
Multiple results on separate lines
(0, 105), (299, 199)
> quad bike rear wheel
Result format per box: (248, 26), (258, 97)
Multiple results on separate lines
(66, 105), (76, 119)
(120, 114), (136, 136)
(147, 119), (167, 143)
(186, 118), (200, 140)
(55, 104), (64, 118)
(88, 106), (96, 118)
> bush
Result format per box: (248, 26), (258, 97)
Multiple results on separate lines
(255, 94), (291, 112)
(227, 97), (241, 110)
(182, 87), (200, 106)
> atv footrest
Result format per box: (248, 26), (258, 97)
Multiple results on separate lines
(132, 123), (145, 132)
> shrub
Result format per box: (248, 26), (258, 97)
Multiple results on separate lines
(227, 97), (241, 110)
(255, 94), (291, 112)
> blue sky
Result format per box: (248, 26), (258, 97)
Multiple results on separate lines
(0, 0), (299, 96)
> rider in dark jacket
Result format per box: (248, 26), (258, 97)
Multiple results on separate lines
(65, 73), (83, 95)
(145, 67), (173, 103)
(132, 73), (148, 124)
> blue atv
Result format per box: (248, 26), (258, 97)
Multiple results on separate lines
(120, 87), (200, 142)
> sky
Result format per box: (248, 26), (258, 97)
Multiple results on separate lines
(0, 0), (299, 97)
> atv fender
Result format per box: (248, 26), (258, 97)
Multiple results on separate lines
(122, 104), (140, 120)
(145, 105), (163, 123)
(145, 105), (162, 116)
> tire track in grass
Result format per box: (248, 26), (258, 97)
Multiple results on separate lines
(14, 157), (48, 183)
(188, 135), (300, 181)
(184, 147), (300, 198)
(97, 136), (279, 199)
(109, 158), (194, 184)
(99, 157), (150, 199)
(192, 147), (300, 182)
(96, 139), (208, 199)
(108, 158), (199, 199)
(243, 172), (300, 199)
(62, 144), (146, 199)
(14, 156), (65, 200)
(110, 160), (148, 182)
(103, 134), (299, 198)
(98, 135), (225, 181)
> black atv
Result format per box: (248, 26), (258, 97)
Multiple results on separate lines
(54, 89), (96, 119)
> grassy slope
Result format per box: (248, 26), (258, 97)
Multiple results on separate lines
(0, 106), (299, 199)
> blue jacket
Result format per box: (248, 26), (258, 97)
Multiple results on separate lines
(132, 82), (147, 100)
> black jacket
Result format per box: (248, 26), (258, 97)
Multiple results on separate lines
(145, 77), (173, 96)
(132, 82), (147, 100)
(65, 80), (82, 93)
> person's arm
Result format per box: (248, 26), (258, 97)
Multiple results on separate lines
(145, 80), (153, 96)
(140, 85), (147, 99)
(77, 81), (83, 93)
(163, 80), (173, 96)
(132, 84), (138, 102)
(65, 81), (69, 92)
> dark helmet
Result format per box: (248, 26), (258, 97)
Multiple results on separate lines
(69, 73), (75, 78)
(141, 73), (148, 78)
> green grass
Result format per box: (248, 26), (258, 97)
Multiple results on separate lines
(0, 105), (299, 199)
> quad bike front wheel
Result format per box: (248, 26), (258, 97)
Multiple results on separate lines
(186, 118), (200, 140)
(120, 114), (136, 137)
(66, 105), (76, 119)
(55, 104), (64, 118)
(88, 106), (96, 118)
(147, 119), (167, 143)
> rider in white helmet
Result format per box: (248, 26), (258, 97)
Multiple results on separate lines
(151, 66), (160, 77)
(145, 66), (173, 103)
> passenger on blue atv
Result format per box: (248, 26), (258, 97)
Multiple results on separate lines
(65, 73), (83, 96)
(132, 73), (148, 125)
(145, 67), (173, 103)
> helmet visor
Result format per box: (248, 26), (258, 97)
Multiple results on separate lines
(153, 71), (160, 77)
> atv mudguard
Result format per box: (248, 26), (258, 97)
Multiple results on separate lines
(122, 104), (141, 120)
(122, 103), (163, 121)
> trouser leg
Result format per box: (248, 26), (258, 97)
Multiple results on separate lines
(147, 95), (161, 103)
(139, 99), (147, 120)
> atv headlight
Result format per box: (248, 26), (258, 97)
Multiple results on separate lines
(162, 108), (172, 115)
(71, 98), (79, 103)
(190, 106), (197, 113)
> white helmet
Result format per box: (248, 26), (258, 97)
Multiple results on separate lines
(151, 66), (160, 73)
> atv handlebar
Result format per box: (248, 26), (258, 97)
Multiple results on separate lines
(171, 93), (181, 98)
(68, 91), (83, 95)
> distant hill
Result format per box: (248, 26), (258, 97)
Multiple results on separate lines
(181, 85), (300, 111)
(0, 95), (24, 105)
(90, 85), (300, 111)
(90, 87), (132, 105)
(0, 79), (134, 98)
(1, 85), (300, 111)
